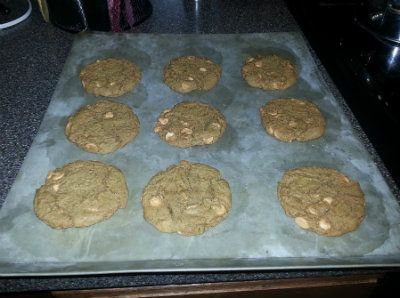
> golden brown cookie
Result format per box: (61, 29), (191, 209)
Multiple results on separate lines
(65, 100), (140, 154)
(80, 58), (141, 97)
(34, 160), (128, 229)
(277, 167), (365, 236)
(163, 56), (221, 93)
(141, 161), (232, 236)
(154, 101), (226, 148)
(241, 55), (297, 90)
(259, 98), (325, 142)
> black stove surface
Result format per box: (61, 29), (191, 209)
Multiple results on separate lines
(286, 0), (400, 186)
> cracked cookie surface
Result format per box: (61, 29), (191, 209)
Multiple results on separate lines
(154, 101), (226, 148)
(163, 56), (221, 93)
(141, 161), (232, 236)
(65, 100), (140, 154)
(34, 160), (128, 229)
(260, 98), (325, 142)
(277, 167), (365, 236)
(241, 55), (297, 90)
(80, 58), (141, 97)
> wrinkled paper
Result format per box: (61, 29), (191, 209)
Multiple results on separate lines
(1, 33), (399, 275)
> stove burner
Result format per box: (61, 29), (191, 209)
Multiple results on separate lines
(360, 1), (400, 44)
(0, 0), (31, 30)
(286, 0), (400, 185)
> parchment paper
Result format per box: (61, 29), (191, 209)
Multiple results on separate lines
(1, 33), (400, 275)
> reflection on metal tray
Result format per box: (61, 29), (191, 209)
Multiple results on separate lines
(0, 33), (399, 276)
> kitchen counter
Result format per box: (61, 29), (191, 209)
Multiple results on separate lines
(0, 0), (398, 293)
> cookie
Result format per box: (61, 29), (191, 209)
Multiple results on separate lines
(34, 160), (128, 229)
(154, 101), (226, 148)
(260, 98), (325, 142)
(80, 58), (141, 97)
(163, 56), (221, 93)
(241, 55), (297, 90)
(141, 160), (232, 236)
(65, 100), (140, 154)
(277, 167), (365, 236)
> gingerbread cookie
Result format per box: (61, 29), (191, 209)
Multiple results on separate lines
(242, 55), (297, 90)
(260, 98), (325, 142)
(163, 56), (221, 93)
(277, 167), (365, 236)
(65, 100), (140, 154)
(154, 101), (226, 148)
(80, 58), (141, 97)
(34, 160), (128, 229)
(141, 161), (232, 236)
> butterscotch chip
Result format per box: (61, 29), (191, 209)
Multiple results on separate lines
(85, 143), (98, 152)
(65, 122), (72, 134)
(163, 56), (221, 93)
(307, 207), (318, 215)
(212, 205), (227, 216)
(181, 128), (193, 134)
(34, 160), (128, 229)
(159, 118), (169, 125)
(260, 98), (326, 142)
(241, 55), (297, 90)
(154, 126), (161, 133)
(149, 196), (163, 207)
(47, 171), (64, 181)
(104, 111), (114, 119)
(203, 136), (214, 144)
(295, 217), (309, 229)
(141, 161), (232, 236)
(319, 219), (331, 230)
(53, 172), (64, 180)
(277, 167), (365, 236)
(181, 82), (194, 91)
(80, 58), (141, 97)
(65, 100), (140, 154)
(154, 101), (226, 148)
(165, 132), (176, 141)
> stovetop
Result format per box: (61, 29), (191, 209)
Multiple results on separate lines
(286, 0), (400, 186)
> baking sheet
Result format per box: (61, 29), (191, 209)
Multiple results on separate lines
(1, 32), (400, 276)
